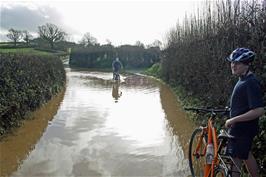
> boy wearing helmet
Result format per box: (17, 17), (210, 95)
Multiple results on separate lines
(225, 48), (264, 177)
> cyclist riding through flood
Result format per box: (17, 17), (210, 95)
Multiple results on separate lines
(112, 57), (123, 81)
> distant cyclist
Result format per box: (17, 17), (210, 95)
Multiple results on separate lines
(112, 57), (123, 80)
(225, 48), (264, 177)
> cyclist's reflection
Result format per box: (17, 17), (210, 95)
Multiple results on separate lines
(112, 83), (122, 103)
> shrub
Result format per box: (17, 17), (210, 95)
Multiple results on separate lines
(0, 53), (66, 135)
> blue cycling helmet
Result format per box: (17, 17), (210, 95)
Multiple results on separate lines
(226, 48), (255, 63)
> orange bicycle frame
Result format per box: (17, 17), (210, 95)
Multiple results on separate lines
(203, 118), (220, 177)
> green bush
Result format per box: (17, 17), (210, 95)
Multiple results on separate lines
(144, 63), (162, 78)
(0, 53), (66, 135)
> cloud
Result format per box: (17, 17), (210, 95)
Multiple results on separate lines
(1, 4), (63, 30)
(0, 1), (203, 44)
(0, 3), (76, 41)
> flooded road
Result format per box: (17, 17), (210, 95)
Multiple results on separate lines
(1, 68), (196, 177)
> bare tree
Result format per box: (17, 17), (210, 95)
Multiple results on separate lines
(151, 40), (162, 48)
(6, 28), (22, 46)
(146, 40), (162, 49)
(135, 41), (145, 48)
(105, 39), (112, 45)
(22, 30), (33, 46)
(38, 23), (66, 49)
(79, 32), (98, 47)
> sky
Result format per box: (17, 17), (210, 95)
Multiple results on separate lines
(0, 0), (204, 46)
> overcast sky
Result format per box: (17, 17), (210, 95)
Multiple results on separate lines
(0, 0), (204, 46)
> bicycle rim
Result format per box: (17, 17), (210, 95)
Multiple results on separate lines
(189, 128), (207, 177)
(214, 166), (227, 177)
(114, 74), (120, 80)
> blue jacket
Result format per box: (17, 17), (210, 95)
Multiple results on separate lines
(112, 60), (122, 72)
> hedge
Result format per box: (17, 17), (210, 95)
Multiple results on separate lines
(0, 53), (66, 135)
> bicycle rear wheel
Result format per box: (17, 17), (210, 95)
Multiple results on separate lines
(189, 128), (207, 177)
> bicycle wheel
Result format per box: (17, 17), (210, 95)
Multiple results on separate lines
(189, 128), (207, 177)
(114, 73), (120, 81)
(116, 74), (120, 81)
(214, 165), (228, 177)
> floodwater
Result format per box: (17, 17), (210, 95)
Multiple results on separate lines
(0, 68), (196, 177)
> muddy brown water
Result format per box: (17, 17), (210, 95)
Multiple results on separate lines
(0, 68), (196, 177)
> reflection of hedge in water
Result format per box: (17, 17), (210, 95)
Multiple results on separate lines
(0, 53), (66, 135)
(69, 45), (161, 69)
(0, 90), (65, 177)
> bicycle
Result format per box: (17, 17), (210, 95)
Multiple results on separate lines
(113, 71), (120, 81)
(185, 107), (243, 177)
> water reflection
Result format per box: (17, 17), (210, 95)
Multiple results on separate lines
(2, 69), (195, 177)
(159, 84), (196, 159)
(0, 89), (65, 177)
(112, 82), (122, 103)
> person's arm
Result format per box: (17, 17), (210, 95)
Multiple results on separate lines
(225, 107), (265, 128)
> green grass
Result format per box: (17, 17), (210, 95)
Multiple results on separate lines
(0, 43), (10, 46)
(0, 48), (53, 56)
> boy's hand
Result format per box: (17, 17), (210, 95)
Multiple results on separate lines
(225, 118), (236, 128)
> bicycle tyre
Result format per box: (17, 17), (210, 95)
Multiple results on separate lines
(113, 73), (120, 81)
(214, 165), (228, 177)
(189, 128), (207, 177)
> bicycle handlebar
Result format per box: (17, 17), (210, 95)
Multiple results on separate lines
(184, 107), (230, 115)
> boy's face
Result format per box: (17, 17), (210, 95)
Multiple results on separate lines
(230, 61), (249, 76)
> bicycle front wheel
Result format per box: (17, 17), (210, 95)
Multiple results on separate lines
(214, 165), (228, 177)
(189, 128), (207, 177)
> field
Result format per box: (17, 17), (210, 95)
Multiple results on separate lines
(0, 48), (54, 55)
(0, 46), (70, 57)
